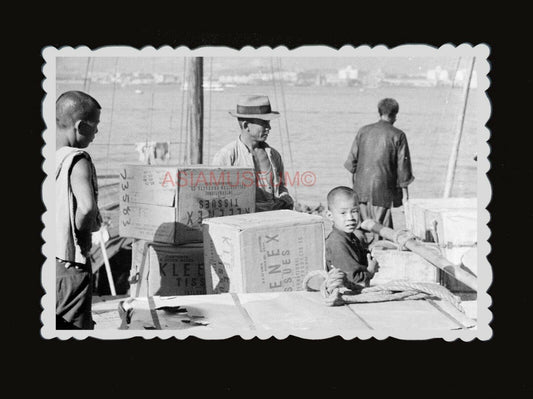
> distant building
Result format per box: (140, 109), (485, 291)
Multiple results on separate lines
(296, 71), (318, 86)
(360, 69), (385, 88)
(325, 73), (342, 86)
(427, 66), (451, 86)
(454, 69), (478, 89)
(338, 65), (359, 80)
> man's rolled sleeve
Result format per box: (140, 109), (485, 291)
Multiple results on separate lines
(212, 148), (230, 166)
(396, 133), (415, 188)
(344, 134), (359, 173)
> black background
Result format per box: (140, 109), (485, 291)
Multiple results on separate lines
(14, 14), (530, 396)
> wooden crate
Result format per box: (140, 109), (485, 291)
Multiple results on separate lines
(119, 164), (255, 244)
(371, 248), (440, 285)
(203, 210), (325, 294)
(405, 198), (477, 293)
(406, 198), (476, 241)
(430, 210), (477, 293)
(129, 239), (206, 297)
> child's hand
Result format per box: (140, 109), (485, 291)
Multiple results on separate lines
(326, 266), (346, 291)
(366, 254), (380, 275)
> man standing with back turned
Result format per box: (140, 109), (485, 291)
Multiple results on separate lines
(344, 98), (414, 231)
(56, 91), (102, 329)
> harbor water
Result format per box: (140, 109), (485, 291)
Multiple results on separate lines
(55, 82), (480, 206)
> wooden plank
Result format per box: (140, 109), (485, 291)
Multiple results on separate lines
(124, 295), (254, 331)
(429, 299), (477, 328)
(460, 300), (478, 322)
(89, 237), (130, 273)
(92, 295), (129, 330)
(371, 249), (440, 285)
(98, 182), (120, 210)
(238, 291), (372, 331)
(101, 293), (475, 331)
(347, 299), (464, 330)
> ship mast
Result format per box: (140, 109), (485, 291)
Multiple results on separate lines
(185, 57), (204, 165)
(443, 57), (476, 198)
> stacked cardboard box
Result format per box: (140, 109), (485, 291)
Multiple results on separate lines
(119, 164), (256, 244)
(203, 210), (326, 294)
(129, 240), (205, 297)
(371, 247), (440, 285)
(118, 164), (255, 297)
(406, 198), (476, 241)
(406, 198), (477, 293)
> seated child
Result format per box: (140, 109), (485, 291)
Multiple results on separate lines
(325, 186), (379, 287)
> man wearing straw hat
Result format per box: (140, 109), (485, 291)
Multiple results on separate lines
(213, 95), (294, 212)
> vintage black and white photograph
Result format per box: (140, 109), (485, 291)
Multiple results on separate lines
(41, 44), (491, 340)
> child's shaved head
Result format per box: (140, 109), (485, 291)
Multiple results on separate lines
(327, 186), (359, 210)
(56, 91), (101, 129)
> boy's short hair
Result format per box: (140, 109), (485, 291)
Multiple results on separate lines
(56, 91), (101, 129)
(378, 98), (399, 117)
(327, 186), (359, 209)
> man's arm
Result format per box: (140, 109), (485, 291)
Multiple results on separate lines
(212, 146), (231, 166)
(343, 131), (360, 174)
(70, 157), (99, 235)
(267, 148), (293, 208)
(276, 156), (291, 198)
(402, 187), (409, 203)
(396, 132), (415, 189)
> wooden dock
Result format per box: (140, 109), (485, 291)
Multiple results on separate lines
(92, 291), (476, 332)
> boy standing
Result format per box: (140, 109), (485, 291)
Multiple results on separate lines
(325, 186), (379, 287)
(56, 91), (102, 329)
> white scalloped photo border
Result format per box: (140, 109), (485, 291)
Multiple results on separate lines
(41, 43), (492, 341)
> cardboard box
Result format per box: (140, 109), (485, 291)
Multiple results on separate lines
(405, 199), (477, 293)
(119, 164), (255, 244)
(370, 247), (440, 285)
(203, 210), (325, 294)
(129, 239), (206, 297)
(406, 198), (476, 241)
(430, 210), (477, 293)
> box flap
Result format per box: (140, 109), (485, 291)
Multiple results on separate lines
(202, 210), (324, 230)
(408, 197), (476, 210)
(119, 164), (177, 206)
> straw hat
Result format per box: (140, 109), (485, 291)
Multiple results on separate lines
(229, 95), (280, 120)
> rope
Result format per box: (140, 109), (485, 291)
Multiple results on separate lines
(392, 229), (417, 250)
(451, 57), (462, 89)
(147, 58), (156, 145)
(83, 57), (91, 92)
(303, 268), (464, 313)
(104, 57), (119, 175)
(206, 57), (213, 163)
(178, 58), (187, 164)
(433, 57), (462, 193)
(269, 59), (286, 161)
(276, 58), (298, 205)
(85, 57), (95, 94)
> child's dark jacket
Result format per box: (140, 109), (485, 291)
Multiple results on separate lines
(325, 226), (372, 285)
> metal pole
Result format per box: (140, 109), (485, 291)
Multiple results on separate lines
(443, 57), (476, 198)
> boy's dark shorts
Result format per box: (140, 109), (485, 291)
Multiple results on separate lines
(56, 259), (94, 330)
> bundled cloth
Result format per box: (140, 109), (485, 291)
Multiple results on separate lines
(303, 268), (464, 313)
